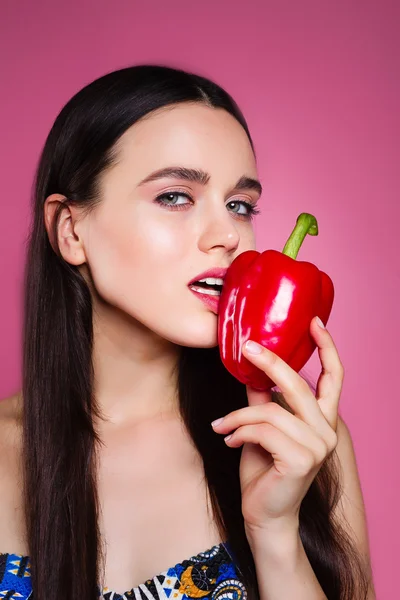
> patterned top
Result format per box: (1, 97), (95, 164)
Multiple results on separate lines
(0, 541), (247, 600)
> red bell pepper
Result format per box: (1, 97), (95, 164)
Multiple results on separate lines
(217, 213), (334, 391)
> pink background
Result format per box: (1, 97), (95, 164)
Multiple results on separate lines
(1, 0), (398, 595)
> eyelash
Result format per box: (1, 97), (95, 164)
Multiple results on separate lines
(154, 190), (261, 221)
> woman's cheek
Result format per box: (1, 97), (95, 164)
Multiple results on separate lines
(84, 228), (137, 302)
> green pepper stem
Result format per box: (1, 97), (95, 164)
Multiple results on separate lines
(282, 213), (319, 260)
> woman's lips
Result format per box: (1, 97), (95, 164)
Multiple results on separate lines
(188, 286), (220, 314)
(188, 267), (228, 286)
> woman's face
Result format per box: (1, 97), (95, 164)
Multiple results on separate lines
(78, 102), (262, 348)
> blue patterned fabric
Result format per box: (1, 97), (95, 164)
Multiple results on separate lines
(0, 541), (247, 599)
(0, 553), (32, 599)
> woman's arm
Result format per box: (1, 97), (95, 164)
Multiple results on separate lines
(333, 415), (376, 598)
(0, 394), (27, 555)
(248, 523), (330, 600)
(247, 414), (376, 600)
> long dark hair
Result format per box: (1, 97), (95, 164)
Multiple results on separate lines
(22, 64), (369, 599)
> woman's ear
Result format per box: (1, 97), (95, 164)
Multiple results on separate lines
(44, 194), (87, 266)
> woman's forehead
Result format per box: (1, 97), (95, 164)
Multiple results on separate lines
(112, 104), (257, 182)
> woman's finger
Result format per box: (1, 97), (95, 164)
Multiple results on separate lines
(212, 402), (337, 457)
(225, 422), (325, 477)
(242, 339), (323, 430)
(309, 318), (344, 430)
(242, 317), (343, 431)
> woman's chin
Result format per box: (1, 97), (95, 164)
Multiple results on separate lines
(164, 320), (219, 349)
(179, 332), (219, 349)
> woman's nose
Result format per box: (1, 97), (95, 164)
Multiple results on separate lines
(197, 208), (241, 255)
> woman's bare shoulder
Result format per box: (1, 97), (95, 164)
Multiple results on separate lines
(0, 392), (23, 423)
(0, 392), (23, 487)
(0, 392), (27, 555)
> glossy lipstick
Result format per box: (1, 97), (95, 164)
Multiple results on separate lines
(188, 267), (228, 315)
(188, 267), (228, 286)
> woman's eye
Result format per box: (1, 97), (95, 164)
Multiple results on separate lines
(155, 191), (261, 220)
(227, 200), (260, 217)
(155, 192), (192, 208)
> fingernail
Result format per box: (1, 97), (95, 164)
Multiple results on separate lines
(316, 316), (325, 329)
(245, 340), (263, 354)
(224, 435), (232, 442)
(211, 417), (224, 428)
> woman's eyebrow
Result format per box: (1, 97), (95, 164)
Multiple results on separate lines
(137, 166), (263, 196)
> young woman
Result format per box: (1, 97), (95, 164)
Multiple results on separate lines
(0, 64), (375, 599)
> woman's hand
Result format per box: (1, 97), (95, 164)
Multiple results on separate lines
(211, 316), (342, 537)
